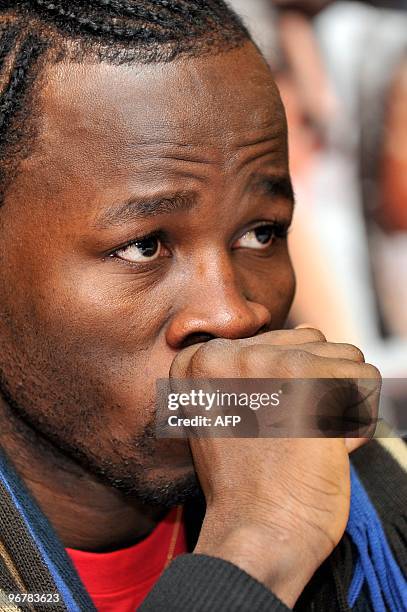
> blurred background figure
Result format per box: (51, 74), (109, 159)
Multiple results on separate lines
(227, 0), (407, 435)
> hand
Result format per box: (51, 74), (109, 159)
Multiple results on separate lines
(170, 328), (381, 607)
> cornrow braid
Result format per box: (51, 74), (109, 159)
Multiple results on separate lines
(6, 0), (246, 44)
(0, 24), (49, 201)
(0, 32), (47, 139)
(0, 22), (18, 73)
(0, 0), (251, 204)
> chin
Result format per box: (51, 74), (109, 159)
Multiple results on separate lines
(129, 469), (201, 508)
(103, 463), (201, 508)
(71, 438), (200, 507)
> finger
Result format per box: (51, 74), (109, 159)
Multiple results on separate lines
(237, 345), (372, 377)
(274, 342), (365, 363)
(169, 342), (206, 379)
(238, 327), (327, 347)
(170, 328), (328, 377)
(300, 354), (380, 380)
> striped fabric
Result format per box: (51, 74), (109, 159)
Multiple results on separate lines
(0, 449), (95, 612)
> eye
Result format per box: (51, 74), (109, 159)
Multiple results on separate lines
(113, 235), (166, 263)
(234, 224), (277, 250)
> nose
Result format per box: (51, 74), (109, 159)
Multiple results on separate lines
(165, 255), (272, 349)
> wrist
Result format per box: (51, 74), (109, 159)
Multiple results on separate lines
(194, 523), (316, 608)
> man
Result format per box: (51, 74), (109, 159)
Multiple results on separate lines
(0, 1), (405, 611)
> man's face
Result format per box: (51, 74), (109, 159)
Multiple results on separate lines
(0, 42), (295, 504)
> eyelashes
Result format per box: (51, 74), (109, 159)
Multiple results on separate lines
(113, 234), (168, 263)
(109, 220), (291, 266)
(233, 222), (289, 251)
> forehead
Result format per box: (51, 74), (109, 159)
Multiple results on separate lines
(37, 42), (287, 164)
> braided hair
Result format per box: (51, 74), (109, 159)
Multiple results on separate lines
(0, 0), (250, 202)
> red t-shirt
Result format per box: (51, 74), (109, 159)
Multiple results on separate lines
(66, 507), (187, 611)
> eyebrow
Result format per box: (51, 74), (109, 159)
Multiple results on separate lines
(95, 192), (197, 228)
(95, 174), (295, 229)
(252, 174), (295, 206)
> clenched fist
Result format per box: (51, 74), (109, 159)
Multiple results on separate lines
(170, 328), (381, 607)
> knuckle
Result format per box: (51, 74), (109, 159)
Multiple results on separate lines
(239, 345), (266, 371)
(191, 344), (216, 369)
(300, 327), (327, 343)
(208, 338), (231, 351)
(238, 345), (282, 376)
(278, 348), (314, 375)
(170, 345), (197, 378)
(190, 339), (233, 374)
(363, 363), (382, 382)
(343, 343), (365, 362)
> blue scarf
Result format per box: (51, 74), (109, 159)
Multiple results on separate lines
(347, 466), (407, 611)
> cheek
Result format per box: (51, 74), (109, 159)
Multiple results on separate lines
(238, 251), (296, 323)
(5, 260), (176, 416)
(44, 274), (175, 396)
(36, 261), (171, 356)
(269, 265), (296, 327)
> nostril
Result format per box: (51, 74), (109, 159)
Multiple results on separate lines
(256, 324), (271, 337)
(181, 332), (216, 349)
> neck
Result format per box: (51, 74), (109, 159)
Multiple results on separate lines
(0, 400), (165, 552)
